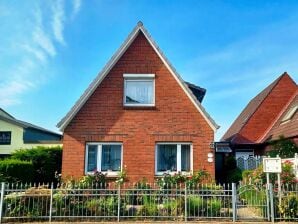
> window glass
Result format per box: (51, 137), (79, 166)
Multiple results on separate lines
(101, 145), (121, 171)
(87, 145), (97, 172)
(125, 80), (153, 105)
(157, 144), (177, 172)
(0, 131), (11, 145)
(181, 145), (191, 171)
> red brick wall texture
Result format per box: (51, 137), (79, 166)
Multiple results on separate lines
(62, 32), (215, 183)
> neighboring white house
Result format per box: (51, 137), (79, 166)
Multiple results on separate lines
(0, 108), (62, 155)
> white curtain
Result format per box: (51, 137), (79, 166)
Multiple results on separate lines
(125, 80), (153, 104)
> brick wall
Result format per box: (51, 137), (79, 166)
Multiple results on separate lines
(62, 32), (214, 183)
(239, 74), (297, 143)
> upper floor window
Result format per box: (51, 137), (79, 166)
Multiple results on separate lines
(281, 105), (298, 123)
(123, 74), (155, 106)
(0, 131), (11, 145)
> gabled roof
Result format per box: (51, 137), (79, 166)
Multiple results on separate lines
(57, 22), (219, 131)
(0, 108), (61, 137)
(263, 90), (298, 141)
(221, 72), (297, 143)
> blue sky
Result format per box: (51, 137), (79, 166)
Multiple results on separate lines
(1, 0), (298, 140)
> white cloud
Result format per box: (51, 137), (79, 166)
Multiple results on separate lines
(33, 26), (56, 57)
(0, 1), (82, 108)
(72, 0), (82, 17)
(52, 0), (65, 45)
(21, 44), (47, 63)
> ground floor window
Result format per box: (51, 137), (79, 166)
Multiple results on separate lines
(85, 143), (122, 175)
(155, 143), (192, 175)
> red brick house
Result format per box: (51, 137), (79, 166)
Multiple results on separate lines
(220, 72), (298, 160)
(57, 22), (219, 183)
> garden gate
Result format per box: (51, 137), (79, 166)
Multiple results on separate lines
(236, 183), (270, 221)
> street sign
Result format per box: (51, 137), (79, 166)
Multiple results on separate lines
(263, 157), (282, 173)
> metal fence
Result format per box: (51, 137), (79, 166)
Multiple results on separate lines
(0, 182), (297, 223)
(236, 156), (263, 170)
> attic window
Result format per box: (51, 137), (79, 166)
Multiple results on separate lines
(281, 105), (298, 123)
(123, 74), (155, 106)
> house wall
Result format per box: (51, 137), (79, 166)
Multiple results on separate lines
(62, 32), (214, 183)
(0, 120), (61, 155)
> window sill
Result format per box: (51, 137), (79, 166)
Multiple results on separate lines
(155, 171), (192, 177)
(123, 105), (156, 110)
(85, 171), (120, 177)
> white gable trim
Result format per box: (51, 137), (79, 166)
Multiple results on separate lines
(57, 22), (219, 132)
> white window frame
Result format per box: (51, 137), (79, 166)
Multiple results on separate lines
(85, 142), (123, 176)
(155, 142), (193, 176)
(123, 74), (155, 107)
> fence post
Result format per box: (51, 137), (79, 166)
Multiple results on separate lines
(49, 183), (54, 223)
(232, 183), (237, 222)
(184, 184), (187, 222)
(266, 175), (270, 221)
(117, 184), (121, 222)
(0, 182), (5, 224)
(269, 184), (274, 223)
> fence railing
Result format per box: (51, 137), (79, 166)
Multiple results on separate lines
(0, 181), (297, 222)
(236, 156), (263, 170)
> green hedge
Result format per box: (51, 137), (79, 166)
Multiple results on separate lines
(0, 159), (34, 182)
(11, 146), (62, 183)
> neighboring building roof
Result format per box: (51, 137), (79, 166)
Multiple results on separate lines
(0, 108), (62, 138)
(57, 21), (219, 131)
(0, 108), (15, 119)
(185, 82), (206, 103)
(264, 91), (298, 141)
(221, 72), (298, 144)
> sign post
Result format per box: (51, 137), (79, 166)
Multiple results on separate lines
(263, 156), (282, 222)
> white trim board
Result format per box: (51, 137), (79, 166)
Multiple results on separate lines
(57, 21), (219, 132)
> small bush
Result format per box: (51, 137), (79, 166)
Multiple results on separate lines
(161, 198), (184, 217)
(0, 159), (34, 182)
(11, 146), (62, 183)
(225, 168), (242, 183)
(207, 198), (221, 216)
(85, 197), (118, 216)
(4, 187), (50, 218)
(278, 193), (298, 219)
(187, 196), (205, 216)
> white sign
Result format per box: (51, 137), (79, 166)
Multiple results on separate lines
(263, 158), (282, 173)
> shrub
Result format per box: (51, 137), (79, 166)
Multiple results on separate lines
(4, 187), (50, 218)
(85, 197), (118, 216)
(225, 167), (242, 183)
(278, 193), (298, 219)
(224, 156), (237, 170)
(268, 136), (298, 158)
(162, 198), (184, 217)
(11, 146), (62, 183)
(0, 159), (34, 182)
(126, 178), (152, 205)
(157, 170), (211, 189)
(79, 171), (107, 188)
(243, 162), (296, 185)
(242, 170), (253, 181)
(187, 196), (205, 216)
(137, 195), (158, 217)
(207, 198), (221, 216)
